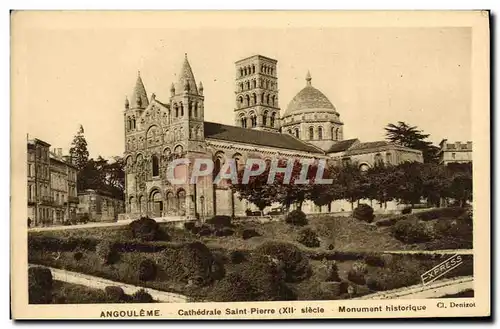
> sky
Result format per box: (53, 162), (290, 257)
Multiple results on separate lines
(19, 15), (472, 159)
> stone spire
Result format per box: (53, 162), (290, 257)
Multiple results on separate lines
(176, 53), (198, 95)
(130, 71), (149, 109)
(124, 96), (129, 109)
(306, 71), (312, 86)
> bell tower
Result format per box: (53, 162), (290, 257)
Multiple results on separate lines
(234, 55), (280, 132)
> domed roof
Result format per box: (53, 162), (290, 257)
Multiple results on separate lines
(284, 72), (336, 117)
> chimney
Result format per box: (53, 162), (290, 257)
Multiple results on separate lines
(57, 148), (62, 157)
(455, 141), (461, 149)
(467, 141), (472, 149)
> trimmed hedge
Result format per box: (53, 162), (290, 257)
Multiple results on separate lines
(28, 266), (53, 304)
(392, 218), (434, 243)
(138, 259), (157, 281)
(255, 241), (311, 283)
(401, 207), (412, 215)
(129, 217), (168, 242)
(206, 216), (232, 227)
(214, 227), (235, 237)
(132, 289), (154, 303)
(96, 241), (119, 265)
(241, 228), (261, 240)
(285, 210), (308, 226)
(104, 286), (126, 302)
(353, 204), (375, 223)
(230, 250), (247, 264)
(364, 253), (387, 267)
(325, 261), (341, 282)
(179, 241), (215, 285)
(297, 227), (320, 248)
(209, 273), (258, 302)
(415, 207), (466, 221)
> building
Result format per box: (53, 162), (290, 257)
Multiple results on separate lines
(77, 189), (125, 222)
(438, 139), (473, 165)
(27, 139), (79, 226)
(121, 54), (423, 220)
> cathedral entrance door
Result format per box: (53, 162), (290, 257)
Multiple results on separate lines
(153, 201), (163, 218)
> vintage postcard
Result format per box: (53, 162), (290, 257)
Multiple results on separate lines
(11, 10), (490, 319)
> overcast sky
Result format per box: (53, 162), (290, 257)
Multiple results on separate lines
(20, 15), (471, 158)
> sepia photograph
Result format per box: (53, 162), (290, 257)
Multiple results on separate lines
(10, 10), (490, 319)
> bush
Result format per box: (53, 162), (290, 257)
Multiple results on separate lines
(241, 228), (261, 240)
(73, 251), (84, 261)
(95, 241), (119, 265)
(209, 273), (258, 302)
(392, 218), (434, 243)
(28, 266), (53, 304)
(353, 204), (375, 223)
(197, 225), (212, 237)
(179, 242), (215, 285)
(104, 286), (126, 302)
(132, 289), (154, 303)
(415, 207), (466, 221)
(285, 210), (308, 226)
(238, 255), (297, 301)
(230, 250), (247, 264)
(138, 259), (157, 281)
(129, 217), (167, 242)
(325, 261), (341, 282)
(206, 216), (232, 227)
(364, 253), (386, 267)
(401, 207), (412, 214)
(184, 221), (196, 232)
(297, 227), (320, 248)
(351, 260), (368, 274)
(347, 270), (366, 285)
(256, 241), (311, 282)
(210, 253), (226, 281)
(28, 235), (97, 252)
(214, 227), (235, 237)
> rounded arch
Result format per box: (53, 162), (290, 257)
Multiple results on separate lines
(249, 111), (257, 127)
(173, 103), (179, 117)
(125, 155), (133, 168)
(262, 110), (269, 126)
(129, 196), (137, 213)
(245, 94), (250, 107)
(317, 126), (323, 140)
(270, 112), (276, 127)
(272, 95), (276, 107)
(163, 147), (172, 157)
(174, 144), (184, 155)
(309, 126), (314, 140)
(252, 93), (257, 105)
(374, 153), (383, 165)
(151, 154), (160, 177)
(146, 125), (160, 147)
(238, 96), (244, 108)
(294, 128), (300, 138)
(165, 190), (176, 214)
(176, 188), (187, 216)
(239, 112), (248, 128)
(359, 163), (371, 172)
(136, 153), (144, 164)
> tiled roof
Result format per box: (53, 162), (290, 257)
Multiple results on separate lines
(343, 141), (420, 156)
(326, 139), (360, 153)
(203, 122), (323, 154)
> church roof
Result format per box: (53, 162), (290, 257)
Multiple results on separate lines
(204, 122), (324, 154)
(284, 72), (336, 117)
(326, 139), (360, 153)
(130, 72), (149, 108)
(343, 141), (421, 156)
(176, 54), (199, 95)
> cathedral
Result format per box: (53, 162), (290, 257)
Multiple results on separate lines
(121, 54), (423, 220)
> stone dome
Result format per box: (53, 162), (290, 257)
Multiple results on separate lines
(283, 71), (336, 117)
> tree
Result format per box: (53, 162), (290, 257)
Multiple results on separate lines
(420, 163), (449, 207)
(337, 162), (367, 209)
(232, 162), (276, 212)
(390, 162), (424, 206)
(69, 125), (89, 171)
(446, 163), (472, 207)
(366, 163), (397, 209)
(384, 121), (439, 163)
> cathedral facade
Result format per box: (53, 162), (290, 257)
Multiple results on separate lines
(121, 54), (423, 220)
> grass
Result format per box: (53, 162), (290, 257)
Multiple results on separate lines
(51, 280), (110, 304)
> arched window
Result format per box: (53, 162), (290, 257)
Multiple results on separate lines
(266, 94), (270, 105)
(245, 95), (250, 107)
(252, 93), (257, 105)
(270, 112), (276, 127)
(188, 102), (192, 117)
(213, 157), (222, 179)
(262, 111), (268, 126)
(272, 95), (276, 107)
(238, 96), (244, 108)
(251, 114), (257, 127)
(288, 129), (292, 134)
(261, 93), (265, 104)
(318, 127), (323, 140)
(152, 155), (159, 177)
(174, 103), (179, 117)
(309, 127), (314, 140)
(244, 67), (247, 75)
(374, 153), (383, 164)
(193, 102), (198, 117)
(252, 80), (256, 88)
(266, 80), (270, 89)
(240, 116), (247, 128)
(246, 81), (250, 90)
(240, 83), (244, 91)
(386, 152), (393, 164)
(252, 65), (255, 73)
(336, 128), (340, 140)
(132, 117), (136, 129)
(180, 103), (184, 117)
(295, 128), (299, 138)
(240, 68), (243, 77)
